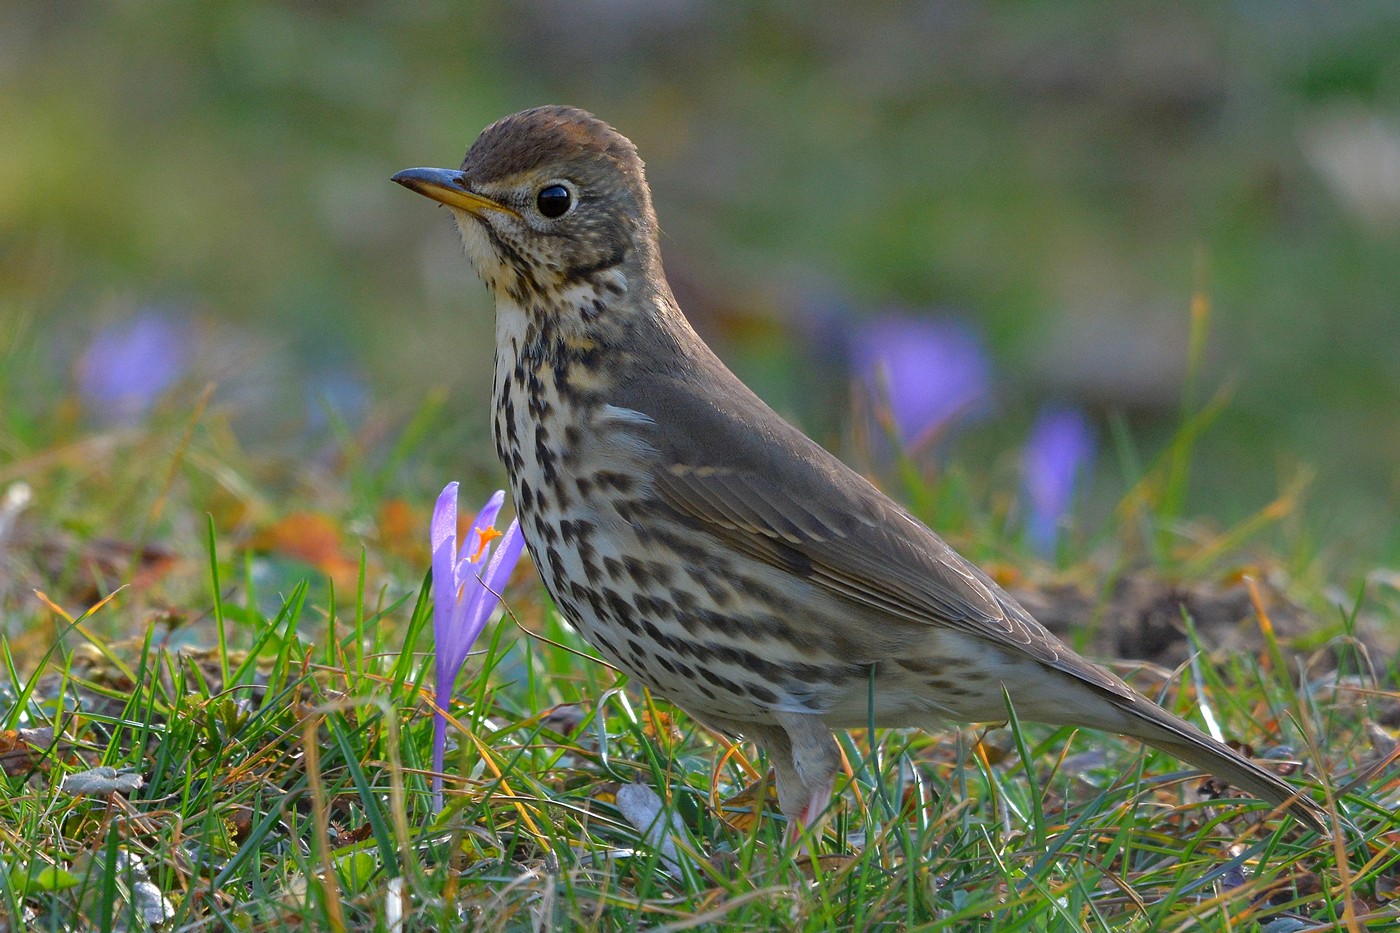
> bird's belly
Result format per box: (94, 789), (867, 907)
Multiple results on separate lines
(518, 492), (840, 723)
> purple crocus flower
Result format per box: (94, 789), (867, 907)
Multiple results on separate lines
(430, 483), (525, 812)
(1022, 405), (1095, 553)
(76, 309), (194, 423)
(852, 314), (992, 451)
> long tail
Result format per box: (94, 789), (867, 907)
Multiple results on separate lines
(1120, 699), (1329, 834)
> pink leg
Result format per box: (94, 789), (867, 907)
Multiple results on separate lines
(774, 711), (841, 845)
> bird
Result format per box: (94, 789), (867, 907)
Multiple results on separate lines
(392, 105), (1327, 837)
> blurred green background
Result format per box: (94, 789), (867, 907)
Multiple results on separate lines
(3, 1), (1399, 564)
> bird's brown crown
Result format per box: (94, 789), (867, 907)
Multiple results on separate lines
(463, 106), (645, 186)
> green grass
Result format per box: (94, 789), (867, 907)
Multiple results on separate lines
(1, 361), (1398, 931)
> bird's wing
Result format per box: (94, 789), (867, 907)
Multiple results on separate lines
(621, 362), (1133, 700)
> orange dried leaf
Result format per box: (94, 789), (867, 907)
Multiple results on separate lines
(0, 727), (57, 776)
(253, 512), (359, 586)
(377, 498), (422, 561)
(718, 776), (777, 832)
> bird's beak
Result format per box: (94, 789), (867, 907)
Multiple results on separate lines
(391, 167), (521, 219)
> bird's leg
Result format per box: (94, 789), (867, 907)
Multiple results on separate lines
(773, 711), (841, 844)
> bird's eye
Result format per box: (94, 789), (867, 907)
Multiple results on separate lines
(536, 184), (573, 218)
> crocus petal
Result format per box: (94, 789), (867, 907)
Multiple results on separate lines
(466, 520), (525, 635)
(1023, 405), (1095, 551)
(458, 490), (506, 571)
(852, 313), (992, 449)
(431, 483), (460, 650)
(77, 310), (194, 422)
(480, 520), (525, 599)
(450, 519), (525, 670)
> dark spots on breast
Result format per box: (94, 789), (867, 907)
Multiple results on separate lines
(696, 609), (741, 638)
(502, 397), (518, 443)
(685, 566), (733, 607)
(601, 587), (629, 617)
(546, 548), (567, 584)
(576, 537), (599, 580)
(641, 594), (676, 620)
(673, 589), (699, 619)
(696, 643), (861, 691)
(534, 434), (558, 484)
(747, 683), (779, 704)
(579, 585), (606, 621)
(575, 476), (594, 498)
(621, 556), (650, 588)
(654, 529), (706, 564)
(638, 617), (671, 649)
(733, 574), (796, 614)
(593, 470), (635, 493)
(702, 669), (744, 695)
(518, 482), (533, 512)
(580, 297), (607, 323)
(533, 512), (558, 544)
(897, 658), (947, 677)
(602, 587), (643, 634)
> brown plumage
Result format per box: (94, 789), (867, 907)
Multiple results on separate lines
(393, 105), (1327, 836)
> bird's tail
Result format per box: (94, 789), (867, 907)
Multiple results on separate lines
(1122, 700), (1329, 834)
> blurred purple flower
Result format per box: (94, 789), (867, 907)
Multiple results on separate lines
(852, 314), (992, 451)
(1022, 405), (1095, 552)
(76, 310), (194, 422)
(430, 483), (525, 812)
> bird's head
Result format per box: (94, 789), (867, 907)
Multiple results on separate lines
(393, 106), (662, 313)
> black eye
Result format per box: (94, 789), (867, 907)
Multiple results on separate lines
(536, 184), (572, 218)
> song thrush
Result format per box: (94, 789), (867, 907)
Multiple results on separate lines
(393, 106), (1326, 835)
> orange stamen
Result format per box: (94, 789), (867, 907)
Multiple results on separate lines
(470, 526), (502, 562)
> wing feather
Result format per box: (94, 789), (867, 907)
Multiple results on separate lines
(614, 364), (1132, 700)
